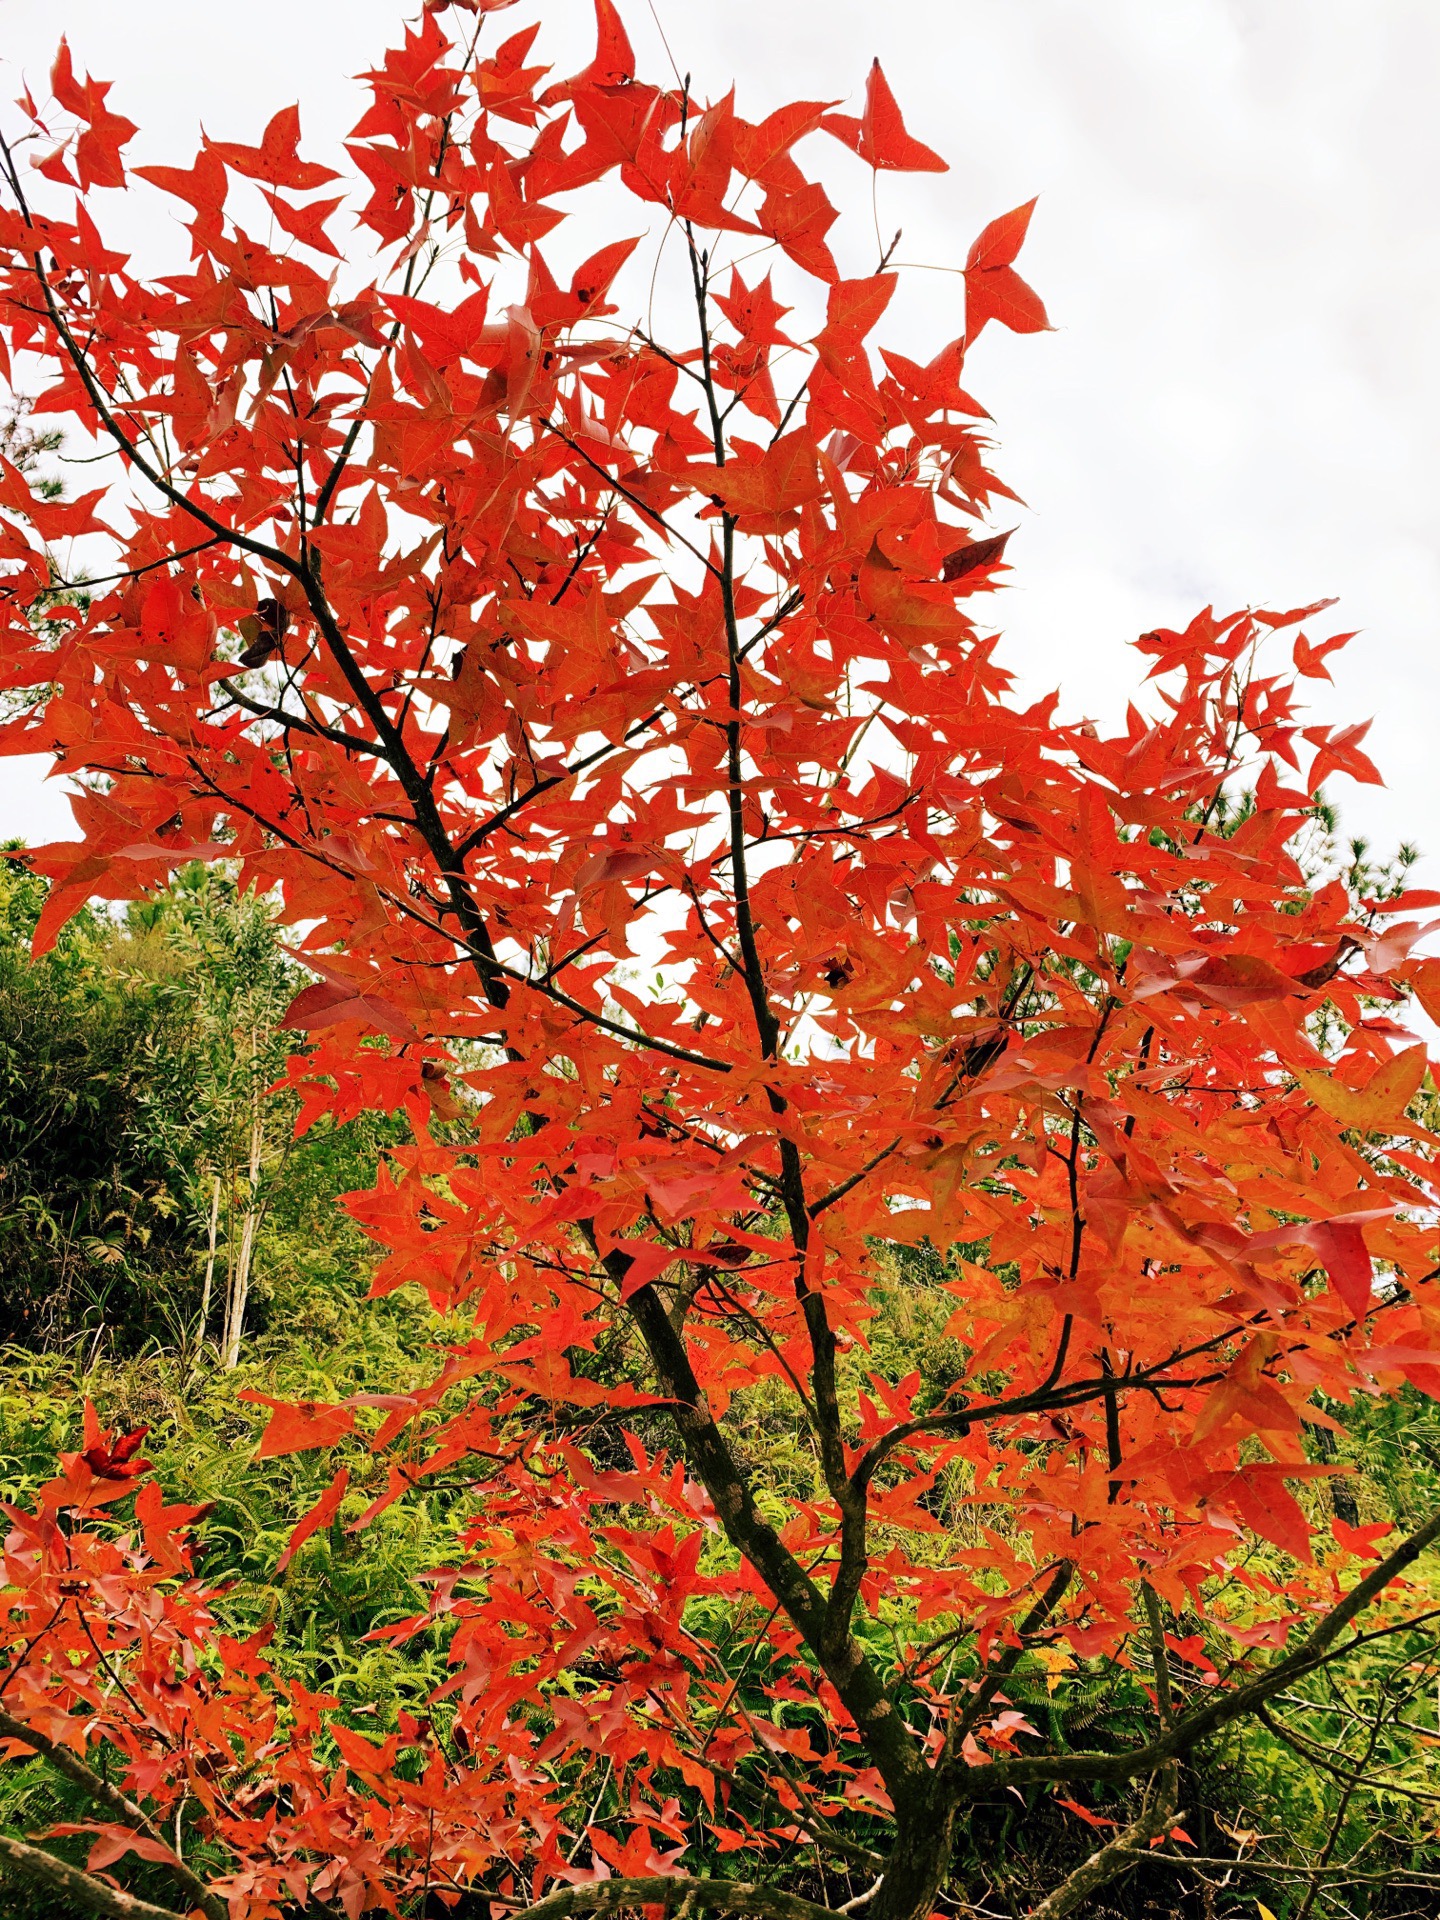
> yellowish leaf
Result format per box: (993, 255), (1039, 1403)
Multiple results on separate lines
(1035, 1646), (1075, 1697)
(1296, 1043), (1427, 1132)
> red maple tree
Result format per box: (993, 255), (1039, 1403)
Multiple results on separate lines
(3, 6), (1440, 1918)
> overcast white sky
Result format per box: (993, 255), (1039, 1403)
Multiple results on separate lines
(3, 0), (1437, 878)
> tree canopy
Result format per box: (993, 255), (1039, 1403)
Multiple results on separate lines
(2, 6), (1440, 1918)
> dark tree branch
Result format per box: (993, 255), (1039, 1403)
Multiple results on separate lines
(0, 1710), (224, 1920)
(946, 1502), (1440, 1800)
(0, 1833), (186, 1920)
(1027, 1772), (1180, 1920)
(613, 1255), (928, 1804)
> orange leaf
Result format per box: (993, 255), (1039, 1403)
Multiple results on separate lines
(241, 1393), (356, 1458)
(277, 1468), (350, 1572)
(688, 428), (824, 522)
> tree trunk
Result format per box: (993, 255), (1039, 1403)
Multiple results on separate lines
(222, 1060), (263, 1371)
(869, 1792), (956, 1920)
(198, 1170), (220, 1345)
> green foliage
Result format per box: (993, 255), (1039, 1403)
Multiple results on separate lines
(0, 855), (400, 1355)
(0, 397), (61, 499)
(0, 854), (198, 1346)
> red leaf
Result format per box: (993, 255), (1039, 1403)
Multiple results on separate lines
(757, 177), (841, 282)
(384, 288), (491, 369)
(47, 1828), (190, 1875)
(569, 236), (642, 314)
(135, 148), (227, 220)
(688, 429), (825, 522)
(281, 979), (419, 1044)
(822, 61), (947, 173)
(962, 201), (1049, 344)
(208, 105), (340, 191)
(1055, 1798), (1118, 1830)
(734, 103), (835, 184)
(1332, 1517), (1393, 1560)
(1304, 718), (1384, 791)
(240, 1393), (356, 1458)
(277, 1468), (350, 1572)
(941, 529), (1014, 582)
(569, 0), (635, 90)
(1298, 1219), (1375, 1321)
(50, 40), (137, 190)
(1248, 1208), (1391, 1319)
(966, 198), (1038, 271)
(964, 263), (1050, 344)
(260, 189), (344, 259)
(1293, 630), (1352, 681)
